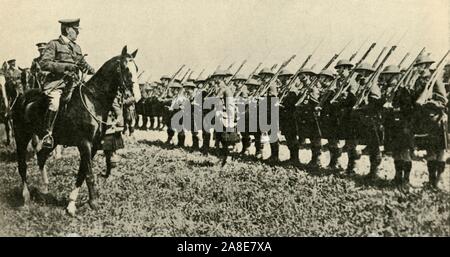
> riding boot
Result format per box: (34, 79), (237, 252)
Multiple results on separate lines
(434, 161), (445, 188)
(177, 133), (185, 147)
(269, 142), (280, 162)
(392, 160), (403, 186)
(427, 160), (437, 188)
(42, 110), (58, 148)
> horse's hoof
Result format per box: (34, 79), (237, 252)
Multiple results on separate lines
(88, 200), (98, 210)
(66, 201), (77, 217)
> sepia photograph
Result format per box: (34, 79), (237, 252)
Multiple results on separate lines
(0, 0), (449, 240)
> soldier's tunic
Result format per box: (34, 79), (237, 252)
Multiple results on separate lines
(40, 35), (95, 112)
(30, 56), (48, 90)
(408, 74), (448, 151)
(6, 67), (22, 96)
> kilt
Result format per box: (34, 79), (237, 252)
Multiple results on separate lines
(102, 132), (124, 151)
(383, 109), (414, 152)
(295, 103), (320, 139)
(135, 98), (145, 116)
(411, 105), (448, 151)
(318, 104), (341, 140)
(351, 108), (383, 146)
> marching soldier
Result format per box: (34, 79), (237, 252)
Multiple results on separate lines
(30, 42), (48, 90)
(278, 69), (301, 164)
(332, 59), (360, 174)
(410, 55), (447, 189)
(165, 81), (184, 145)
(240, 78), (263, 157)
(39, 18), (95, 148)
(191, 76), (207, 150)
(352, 62), (382, 180)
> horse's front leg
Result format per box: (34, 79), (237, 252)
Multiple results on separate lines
(67, 140), (97, 216)
(37, 147), (55, 195)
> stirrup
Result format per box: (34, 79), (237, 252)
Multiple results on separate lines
(42, 134), (54, 149)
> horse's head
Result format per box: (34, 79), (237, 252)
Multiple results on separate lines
(116, 46), (141, 102)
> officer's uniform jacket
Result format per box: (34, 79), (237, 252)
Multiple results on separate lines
(40, 36), (94, 92)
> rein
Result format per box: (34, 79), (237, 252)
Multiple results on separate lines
(77, 60), (132, 126)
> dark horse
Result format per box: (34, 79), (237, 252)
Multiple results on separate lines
(12, 46), (139, 216)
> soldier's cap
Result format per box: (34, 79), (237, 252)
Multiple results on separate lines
(36, 42), (47, 49)
(299, 68), (316, 76)
(169, 82), (182, 88)
(279, 69), (293, 77)
(160, 75), (171, 81)
(7, 59), (16, 64)
(334, 59), (354, 69)
(319, 69), (335, 79)
(58, 18), (81, 29)
(381, 65), (400, 74)
(211, 69), (232, 78)
(414, 55), (435, 66)
(355, 62), (375, 73)
(245, 78), (260, 87)
(183, 81), (196, 88)
(232, 73), (248, 81)
(259, 68), (275, 76)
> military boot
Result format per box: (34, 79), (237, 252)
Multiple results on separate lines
(403, 161), (412, 185)
(241, 137), (251, 155)
(166, 129), (174, 144)
(42, 110), (58, 149)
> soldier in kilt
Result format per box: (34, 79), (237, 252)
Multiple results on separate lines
(240, 78), (263, 157)
(351, 63), (383, 180)
(279, 69), (301, 165)
(409, 56), (448, 189)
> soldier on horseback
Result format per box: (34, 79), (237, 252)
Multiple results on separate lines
(30, 42), (48, 90)
(39, 19), (95, 148)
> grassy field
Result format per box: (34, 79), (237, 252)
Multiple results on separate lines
(0, 129), (449, 236)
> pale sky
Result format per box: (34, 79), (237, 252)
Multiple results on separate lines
(0, 0), (448, 82)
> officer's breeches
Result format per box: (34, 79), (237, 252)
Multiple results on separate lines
(47, 89), (63, 112)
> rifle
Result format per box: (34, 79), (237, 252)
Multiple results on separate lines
(195, 69), (205, 81)
(353, 44), (398, 109)
(254, 55), (297, 97)
(226, 60), (247, 85)
(295, 40), (352, 106)
(271, 64), (278, 71)
(329, 42), (377, 104)
(372, 47), (387, 68)
(349, 37), (369, 62)
(161, 64), (186, 98)
(278, 41), (323, 102)
(180, 68), (191, 84)
(226, 62), (235, 72)
(415, 50), (450, 105)
(383, 47), (426, 107)
(398, 52), (410, 68)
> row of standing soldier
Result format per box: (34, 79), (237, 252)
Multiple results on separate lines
(135, 45), (449, 191)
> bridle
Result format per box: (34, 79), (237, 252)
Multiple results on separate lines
(78, 57), (138, 126)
